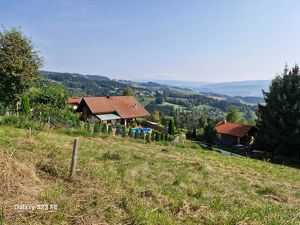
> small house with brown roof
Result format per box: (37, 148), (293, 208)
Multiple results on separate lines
(68, 97), (82, 110)
(76, 96), (150, 126)
(215, 121), (257, 146)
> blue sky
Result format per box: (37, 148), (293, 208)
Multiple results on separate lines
(1, 0), (300, 82)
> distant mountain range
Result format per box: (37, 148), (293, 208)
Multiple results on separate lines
(141, 79), (271, 97)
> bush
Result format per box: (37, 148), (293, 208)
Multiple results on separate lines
(130, 121), (137, 128)
(94, 122), (100, 134)
(151, 131), (155, 141)
(128, 128), (134, 138)
(155, 132), (161, 141)
(121, 126), (127, 138)
(1, 115), (19, 125)
(101, 123), (108, 134)
(140, 130), (145, 139)
(116, 124), (122, 135)
(108, 124), (113, 134)
(146, 132), (151, 143)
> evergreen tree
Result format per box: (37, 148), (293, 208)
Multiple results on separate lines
(140, 130), (145, 139)
(93, 122), (100, 134)
(134, 130), (140, 139)
(128, 127), (134, 138)
(151, 131), (156, 141)
(160, 132), (165, 142)
(226, 106), (240, 123)
(168, 118), (175, 135)
(146, 132), (151, 143)
(155, 132), (160, 141)
(256, 65), (300, 157)
(116, 124), (122, 135)
(121, 126), (127, 138)
(20, 93), (31, 117)
(101, 123), (108, 134)
(108, 124), (113, 134)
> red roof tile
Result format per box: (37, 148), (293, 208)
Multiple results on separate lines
(68, 97), (82, 104)
(215, 122), (254, 137)
(78, 96), (150, 119)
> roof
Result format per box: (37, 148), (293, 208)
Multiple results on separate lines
(215, 121), (256, 138)
(96, 113), (122, 121)
(77, 96), (150, 119)
(68, 97), (82, 105)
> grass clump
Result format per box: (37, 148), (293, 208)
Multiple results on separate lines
(101, 151), (121, 161)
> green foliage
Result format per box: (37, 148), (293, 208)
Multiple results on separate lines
(30, 83), (67, 109)
(226, 106), (240, 123)
(256, 65), (300, 157)
(160, 132), (165, 142)
(149, 111), (161, 123)
(155, 132), (161, 141)
(115, 124), (122, 135)
(151, 132), (155, 141)
(168, 118), (175, 135)
(145, 132), (151, 143)
(93, 122), (100, 134)
(140, 130), (145, 139)
(101, 123), (108, 134)
(0, 27), (42, 109)
(101, 151), (121, 161)
(130, 121), (137, 128)
(108, 124), (113, 134)
(134, 130), (140, 139)
(121, 126), (127, 138)
(20, 93), (31, 117)
(123, 86), (134, 96)
(128, 127), (134, 138)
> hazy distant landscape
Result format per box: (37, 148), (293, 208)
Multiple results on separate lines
(146, 79), (271, 97)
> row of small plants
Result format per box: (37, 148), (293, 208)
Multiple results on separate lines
(70, 121), (173, 143)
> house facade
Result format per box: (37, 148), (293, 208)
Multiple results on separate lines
(76, 96), (150, 127)
(215, 121), (257, 146)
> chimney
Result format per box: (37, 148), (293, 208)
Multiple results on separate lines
(134, 103), (137, 109)
(223, 120), (227, 124)
(106, 94), (110, 99)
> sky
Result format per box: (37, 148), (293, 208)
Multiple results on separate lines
(1, 0), (300, 82)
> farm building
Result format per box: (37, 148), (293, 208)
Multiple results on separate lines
(215, 121), (257, 146)
(68, 97), (82, 110)
(76, 96), (150, 127)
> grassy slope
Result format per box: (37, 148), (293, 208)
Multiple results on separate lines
(0, 126), (300, 225)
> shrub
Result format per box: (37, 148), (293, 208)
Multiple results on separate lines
(94, 122), (100, 134)
(151, 131), (156, 141)
(116, 124), (122, 135)
(121, 126), (127, 138)
(134, 130), (140, 139)
(140, 130), (145, 139)
(155, 132), (161, 141)
(1, 115), (19, 125)
(128, 128), (134, 138)
(160, 132), (165, 142)
(101, 123), (108, 134)
(108, 124), (113, 134)
(146, 132), (151, 143)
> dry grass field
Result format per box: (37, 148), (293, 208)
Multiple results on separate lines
(0, 125), (299, 224)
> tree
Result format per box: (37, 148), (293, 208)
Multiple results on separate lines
(226, 106), (240, 123)
(101, 123), (108, 134)
(256, 65), (300, 157)
(0, 27), (42, 110)
(145, 132), (151, 143)
(128, 127), (134, 138)
(20, 93), (31, 117)
(94, 122), (100, 134)
(149, 111), (161, 123)
(123, 86), (134, 96)
(168, 118), (175, 135)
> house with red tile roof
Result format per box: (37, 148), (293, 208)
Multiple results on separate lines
(68, 97), (82, 110)
(215, 121), (257, 146)
(76, 96), (150, 127)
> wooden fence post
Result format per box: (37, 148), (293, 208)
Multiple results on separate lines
(69, 138), (79, 179)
